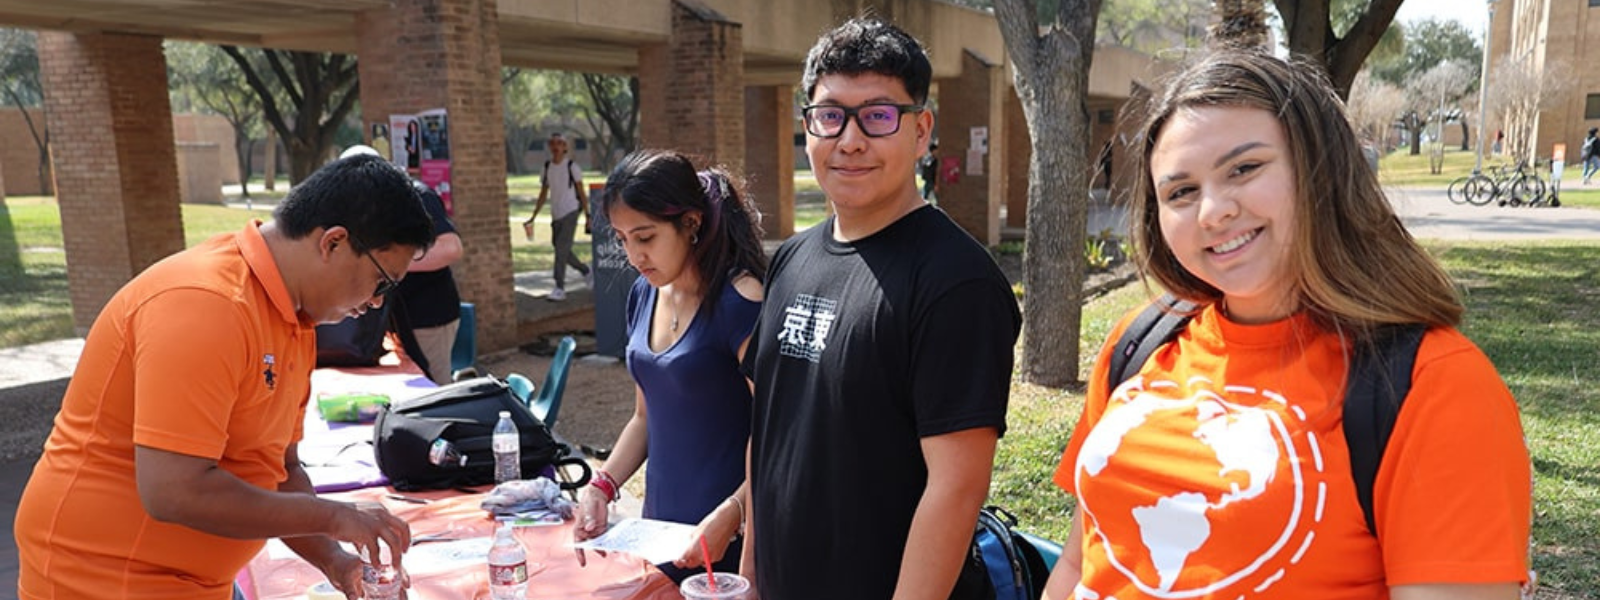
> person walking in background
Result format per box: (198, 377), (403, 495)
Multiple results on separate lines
(1041, 49), (1531, 599)
(1581, 127), (1598, 185)
(920, 140), (940, 202)
(15, 154), (431, 599)
(524, 133), (592, 301)
(741, 18), (1021, 600)
(572, 149), (766, 584)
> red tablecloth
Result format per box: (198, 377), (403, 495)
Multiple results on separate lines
(239, 487), (682, 600)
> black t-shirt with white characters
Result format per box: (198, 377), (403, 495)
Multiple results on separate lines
(744, 205), (1020, 600)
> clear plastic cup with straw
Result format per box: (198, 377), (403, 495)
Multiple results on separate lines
(680, 573), (749, 600)
(680, 535), (750, 599)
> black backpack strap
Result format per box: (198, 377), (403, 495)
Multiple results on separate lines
(1342, 324), (1427, 537)
(1107, 294), (1198, 388)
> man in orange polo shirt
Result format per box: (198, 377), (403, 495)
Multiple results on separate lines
(15, 154), (437, 599)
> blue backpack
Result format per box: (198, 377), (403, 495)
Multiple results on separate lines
(971, 505), (1055, 600)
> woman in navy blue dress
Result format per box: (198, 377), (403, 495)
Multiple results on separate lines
(575, 149), (767, 580)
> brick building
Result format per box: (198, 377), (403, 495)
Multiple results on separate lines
(1487, 0), (1600, 164)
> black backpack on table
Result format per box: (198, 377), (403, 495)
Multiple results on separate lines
(373, 376), (592, 491)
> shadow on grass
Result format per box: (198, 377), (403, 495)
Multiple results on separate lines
(1442, 245), (1600, 424)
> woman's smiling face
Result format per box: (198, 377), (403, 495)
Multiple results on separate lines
(1150, 105), (1299, 324)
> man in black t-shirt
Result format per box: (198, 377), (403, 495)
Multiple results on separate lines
(741, 18), (1021, 600)
(340, 145), (463, 384)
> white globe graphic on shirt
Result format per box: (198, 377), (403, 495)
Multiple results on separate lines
(1076, 381), (1324, 597)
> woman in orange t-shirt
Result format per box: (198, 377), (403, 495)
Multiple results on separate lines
(1043, 49), (1532, 600)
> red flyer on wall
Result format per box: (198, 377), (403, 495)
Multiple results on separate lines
(419, 160), (452, 215)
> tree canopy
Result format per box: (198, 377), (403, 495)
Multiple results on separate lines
(1367, 17), (1480, 86)
(219, 46), (359, 184)
(167, 42), (265, 196)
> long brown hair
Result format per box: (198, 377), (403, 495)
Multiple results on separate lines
(1128, 49), (1462, 338)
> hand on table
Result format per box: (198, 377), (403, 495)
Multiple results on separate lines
(573, 485), (612, 567)
(329, 501), (412, 571)
(671, 501), (740, 570)
(573, 485), (612, 542)
(313, 549), (414, 600)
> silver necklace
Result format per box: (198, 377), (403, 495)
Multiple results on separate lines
(667, 292), (684, 332)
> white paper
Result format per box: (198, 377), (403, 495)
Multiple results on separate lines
(264, 536), (491, 575)
(570, 518), (697, 565)
(404, 536), (494, 575)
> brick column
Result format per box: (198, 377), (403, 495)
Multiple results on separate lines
(744, 85), (794, 239)
(933, 49), (1005, 246)
(636, 0), (745, 169)
(637, 44), (671, 150)
(38, 32), (183, 334)
(355, 0), (515, 352)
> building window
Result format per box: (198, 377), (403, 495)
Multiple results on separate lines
(1588, 94), (1600, 120)
(1592, 0), (1600, 7)
(1098, 109), (1115, 124)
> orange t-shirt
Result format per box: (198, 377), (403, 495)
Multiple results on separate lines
(1055, 305), (1530, 599)
(16, 223), (316, 600)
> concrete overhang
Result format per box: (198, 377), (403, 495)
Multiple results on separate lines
(0, 0), (1154, 98)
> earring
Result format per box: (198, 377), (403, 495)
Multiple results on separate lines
(690, 233), (700, 245)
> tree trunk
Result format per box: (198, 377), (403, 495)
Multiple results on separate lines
(1459, 121), (1471, 152)
(288, 141), (322, 185)
(264, 128), (277, 191)
(995, 0), (1101, 388)
(1210, 0), (1271, 49)
(232, 124), (252, 199)
(1274, 0), (1404, 99)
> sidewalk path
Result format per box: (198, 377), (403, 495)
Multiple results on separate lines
(1386, 186), (1600, 240)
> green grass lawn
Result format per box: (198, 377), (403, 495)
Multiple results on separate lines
(990, 241), (1600, 596)
(1377, 146), (1517, 187)
(1553, 186), (1600, 210)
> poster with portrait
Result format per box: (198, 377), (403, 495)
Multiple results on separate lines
(415, 109), (453, 214)
(389, 115), (417, 172)
(389, 110), (454, 215)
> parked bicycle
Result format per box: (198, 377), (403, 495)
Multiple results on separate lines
(1446, 160), (1557, 207)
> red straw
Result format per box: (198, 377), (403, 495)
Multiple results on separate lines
(697, 535), (719, 592)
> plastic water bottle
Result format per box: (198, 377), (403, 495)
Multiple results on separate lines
(428, 438), (467, 468)
(492, 411), (520, 483)
(487, 524), (529, 600)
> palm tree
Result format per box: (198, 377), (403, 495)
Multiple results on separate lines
(1210, 0), (1271, 49)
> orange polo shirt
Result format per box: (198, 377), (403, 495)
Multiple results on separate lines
(16, 222), (317, 600)
(1056, 305), (1530, 599)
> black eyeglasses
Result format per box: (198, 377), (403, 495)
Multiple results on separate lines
(364, 251), (400, 298)
(801, 103), (924, 138)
